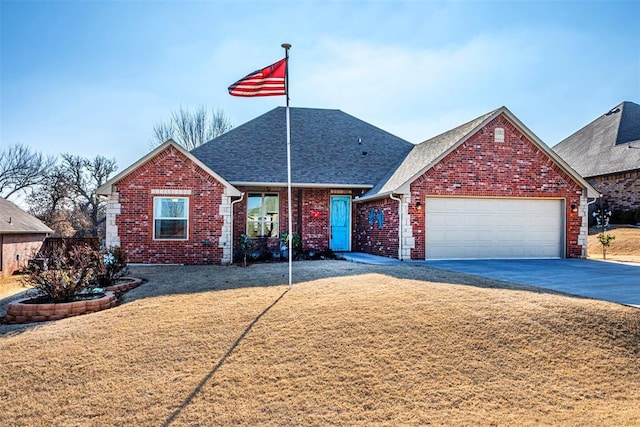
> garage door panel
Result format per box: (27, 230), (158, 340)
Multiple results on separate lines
(426, 198), (563, 259)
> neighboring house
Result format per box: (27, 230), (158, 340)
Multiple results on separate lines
(553, 101), (640, 217)
(0, 197), (54, 278)
(97, 106), (597, 264)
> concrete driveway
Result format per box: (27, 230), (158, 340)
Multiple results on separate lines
(423, 259), (640, 307)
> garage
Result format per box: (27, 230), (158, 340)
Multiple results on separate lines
(425, 197), (564, 259)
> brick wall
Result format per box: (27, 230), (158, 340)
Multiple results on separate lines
(354, 113), (587, 260)
(590, 169), (640, 211)
(1, 233), (47, 278)
(232, 187), (361, 257)
(409, 114), (585, 259)
(354, 197), (399, 258)
(113, 145), (228, 265)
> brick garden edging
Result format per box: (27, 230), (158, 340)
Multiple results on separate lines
(4, 277), (143, 324)
(105, 277), (144, 296)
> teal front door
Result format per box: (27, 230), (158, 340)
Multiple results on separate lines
(330, 196), (351, 251)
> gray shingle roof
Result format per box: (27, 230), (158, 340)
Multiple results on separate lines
(364, 109), (498, 197)
(553, 101), (640, 177)
(0, 197), (53, 234)
(191, 107), (414, 187)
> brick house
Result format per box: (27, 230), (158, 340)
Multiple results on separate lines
(97, 106), (597, 264)
(0, 197), (53, 278)
(553, 101), (640, 221)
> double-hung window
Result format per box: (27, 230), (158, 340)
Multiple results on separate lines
(247, 193), (279, 238)
(154, 197), (189, 240)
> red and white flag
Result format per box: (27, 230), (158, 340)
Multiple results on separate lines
(228, 58), (287, 97)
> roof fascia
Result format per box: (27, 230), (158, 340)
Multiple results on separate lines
(354, 191), (397, 203)
(501, 108), (600, 198)
(389, 107), (599, 199)
(389, 109), (503, 195)
(0, 229), (53, 235)
(231, 182), (373, 189)
(96, 140), (241, 197)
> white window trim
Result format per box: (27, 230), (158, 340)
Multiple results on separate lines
(153, 196), (189, 241)
(247, 193), (279, 238)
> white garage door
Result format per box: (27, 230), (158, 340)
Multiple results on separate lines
(426, 198), (563, 259)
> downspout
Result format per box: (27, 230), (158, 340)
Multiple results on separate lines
(389, 193), (402, 260)
(229, 192), (245, 265)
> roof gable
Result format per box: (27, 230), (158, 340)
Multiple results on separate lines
(553, 101), (640, 177)
(367, 109), (497, 196)
(96, 140), (241, 197)
(0, 197), (54, 234)
(361, 107), (598, 200)
(191, 107), (414, 187)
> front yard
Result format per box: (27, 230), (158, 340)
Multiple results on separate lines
(588, 225), (640, 263)
(2, 261), (639, 425)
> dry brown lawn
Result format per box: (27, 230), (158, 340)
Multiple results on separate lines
(0, 275), (29, 300)
(588, 226), (640, 263)
(1, 261), (639, 426)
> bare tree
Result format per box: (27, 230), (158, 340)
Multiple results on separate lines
(60, 154), (118, 237)
(0, 143), (56, 199)
(151, 105), (233, 150)
(27, 166), (75, 237)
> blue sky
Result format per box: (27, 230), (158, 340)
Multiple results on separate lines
(1, 0), (639, 170)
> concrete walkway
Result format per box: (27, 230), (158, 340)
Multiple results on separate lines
(338, 253), (640, 307)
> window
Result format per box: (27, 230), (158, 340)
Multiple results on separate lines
(154, 197), (189, 240)
(247, 193), (279, 238)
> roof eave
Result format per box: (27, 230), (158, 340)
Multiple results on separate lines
(0, 229), (53, 235)
(230, 181), (373, 189)
(500, 109), (600, 199)
(387, 106), (599, 199)
(96, 140), (242, 198)
(354, 190), (399, 203)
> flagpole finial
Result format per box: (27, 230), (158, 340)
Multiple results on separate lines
(281, 43), (291, 49)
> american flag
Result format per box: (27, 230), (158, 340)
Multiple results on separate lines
(228, 58), (287, 97)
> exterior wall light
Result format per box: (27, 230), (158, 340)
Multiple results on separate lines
(416, 201), (422, 211)
(571, 204), (577, 213)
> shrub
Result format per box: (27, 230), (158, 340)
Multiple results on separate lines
(280, 231), (302, 251)
(597, 232), (616, 260)
(23, 244), (102, 303)
(238, 233), (254, 267)
(97, 247), (129, 286)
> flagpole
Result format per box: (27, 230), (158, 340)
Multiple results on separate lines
(282, 42), (292, 290)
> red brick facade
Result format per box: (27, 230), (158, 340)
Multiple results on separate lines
(107, 112), (592, 264)
(354, 198), (399, 258)
(232, 187), (362, 255)
(1, 233), (47, 278)
(409, 115), (584, 259)
(354, 114), (587, 260)
(113, 145), (228, 265)
(590, 169), (640, 211)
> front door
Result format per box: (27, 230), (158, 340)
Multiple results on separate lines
(330, 196), (351, 251)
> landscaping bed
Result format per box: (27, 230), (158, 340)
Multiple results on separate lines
(3, 277), (143, 324)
